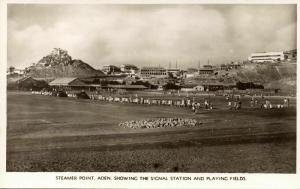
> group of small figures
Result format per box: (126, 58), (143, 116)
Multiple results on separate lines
(91, 94), (198, 107)
(226, 96), (290, 110)
(119, 118), (200, 129)
(257, 98), (290, 109)
(191, 99), (213, 113)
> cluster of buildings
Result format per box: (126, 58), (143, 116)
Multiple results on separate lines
(12, 75), (278, 98)
(101, 64), (181, 79)
(100, 49), (297, 80)
(8, 49), (297, 79)
(88, 63), (242, 92)
(7, 49), (297, 94)
(102, 63), (226, 79)
(102, 64), (139, 75)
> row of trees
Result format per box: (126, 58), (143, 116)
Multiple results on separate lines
(236, 82), (264, 90)
(69, 78), (265, 91)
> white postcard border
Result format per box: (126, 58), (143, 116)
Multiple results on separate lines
(0, 0), (299, 188)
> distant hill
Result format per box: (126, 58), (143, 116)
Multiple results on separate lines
(231, 63), (296, 94)
(186, 62), (296, 95)
(236, 63), (297, 94)
(25, 48), (104, 78)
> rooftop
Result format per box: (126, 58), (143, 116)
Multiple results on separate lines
(141, 67), (166, 70)
(48, 77), (86, 86)
(106, 84), (147, 89)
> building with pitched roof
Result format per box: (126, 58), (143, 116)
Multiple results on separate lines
(49, 77), (86, 87)
(7, 76), (48, 91)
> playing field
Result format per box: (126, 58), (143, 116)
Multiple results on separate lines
(6, 91), (296, 172)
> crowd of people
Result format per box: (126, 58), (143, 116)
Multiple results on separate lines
(226, 95), (242, 110)
(119, 118), (200, 129)
(88, 93), (216, 111)
(259, 98), (290, 109)
(225, 95), (290, 110)
(31, 89), (291, 112)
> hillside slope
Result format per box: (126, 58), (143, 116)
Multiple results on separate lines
(25, 48), (104, 78)
(187, 63), (296, 95)
(234, 63), (296, 94)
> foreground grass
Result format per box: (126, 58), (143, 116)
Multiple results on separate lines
(7, 92), (296, 172)
(7, 141), (295, 172)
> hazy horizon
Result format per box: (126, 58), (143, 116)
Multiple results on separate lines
(8, 4), (296, 69)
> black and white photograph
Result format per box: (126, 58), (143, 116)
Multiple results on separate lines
(1, 1), (299, 187)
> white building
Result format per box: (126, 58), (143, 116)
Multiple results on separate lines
(120, 64), (139, 75)
(102, 65), (121, 74)
(248, 52), (285, 63)
(140, 67), (167, 78)
(194, 85), (205, 91)
(185, 73), (197, 78)
(181, 85), (204, 92)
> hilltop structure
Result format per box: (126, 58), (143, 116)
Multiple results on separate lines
(248, 49), (297, 63)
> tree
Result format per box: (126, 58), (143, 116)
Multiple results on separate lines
(132, 80), (154, 89)
(9, 66), (15, 74)
(168, 72), (174, 78)
(163, 82), (181, 90)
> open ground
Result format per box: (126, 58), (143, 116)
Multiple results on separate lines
(6, 91), (296, 172)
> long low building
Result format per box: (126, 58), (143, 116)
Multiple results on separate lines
(248, 52), (285, 63)
(106, 84), (147, 90)
(48, 77), (96, 91)
(49, 77), (87, 86)
(140, 67), (168, 78)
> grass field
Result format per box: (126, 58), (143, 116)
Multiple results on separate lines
(6, 91), (296, 172)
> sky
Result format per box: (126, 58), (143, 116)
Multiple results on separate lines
(8, 4), (297, 69)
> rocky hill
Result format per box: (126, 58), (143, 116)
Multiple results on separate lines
(25, 48), (104, 78)
(231, 63), (296, 94)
